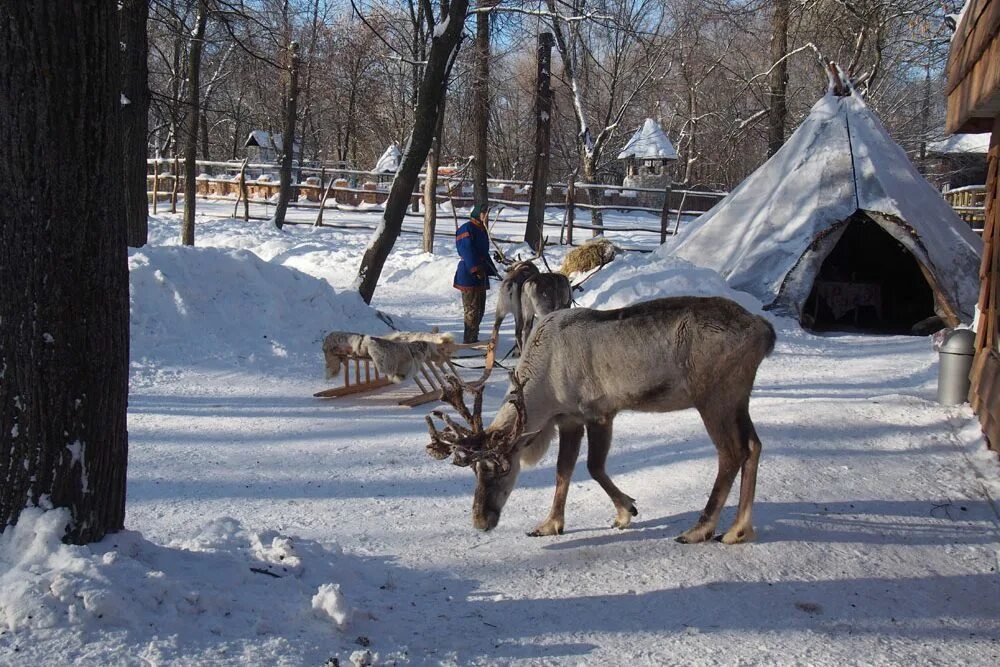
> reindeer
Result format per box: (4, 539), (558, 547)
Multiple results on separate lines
(520, 272), (572, 347)
(492, 261), (540, 349)
(426, 296), (775, 544)
(492, 250), (572, 351)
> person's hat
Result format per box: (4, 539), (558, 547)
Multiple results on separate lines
(470, 203), (486, 220)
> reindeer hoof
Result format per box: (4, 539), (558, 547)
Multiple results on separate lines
(676, 526), (714, 544)
(719, 526), (756, 545)
(528, 520), (564, 537)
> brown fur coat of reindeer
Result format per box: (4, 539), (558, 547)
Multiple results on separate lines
(427, 296), (775, 544)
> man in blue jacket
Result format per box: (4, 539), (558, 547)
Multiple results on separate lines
(454, 203), (499, 343)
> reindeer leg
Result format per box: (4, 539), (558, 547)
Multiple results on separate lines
(529, 422), (584, 536)
(720, 408), (761, 544)
(585, 418), (637, 529)
(677, 408), (745, 544)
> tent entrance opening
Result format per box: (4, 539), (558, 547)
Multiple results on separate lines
(803, 215), (937, 334)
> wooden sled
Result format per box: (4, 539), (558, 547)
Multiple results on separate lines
(313, 341), (495, 407)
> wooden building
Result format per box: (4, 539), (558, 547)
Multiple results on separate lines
(946, 0), (1000, 450)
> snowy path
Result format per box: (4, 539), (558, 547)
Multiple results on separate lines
(5, 211), (999, 665)
(125, 324), (1000, 665)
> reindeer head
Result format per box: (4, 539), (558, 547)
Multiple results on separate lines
(426, 374), (529, 531)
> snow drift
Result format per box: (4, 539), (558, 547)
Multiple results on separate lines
(0, 508), (363, 663)
(129, 246), (390, 374)
(576, 253), (764, 314)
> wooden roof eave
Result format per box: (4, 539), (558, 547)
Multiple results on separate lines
(946, 0), (1000, 133)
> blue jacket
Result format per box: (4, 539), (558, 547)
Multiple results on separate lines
(454, 219), (498, 291)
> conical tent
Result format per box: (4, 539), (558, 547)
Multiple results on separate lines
(373, 143), (402, 174)
(666, 83), (982, 330)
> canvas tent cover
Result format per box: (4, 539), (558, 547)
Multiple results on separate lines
(618, 118), (678, 160)
(373, 143), (402, 174)
(666, 88), (982, 322)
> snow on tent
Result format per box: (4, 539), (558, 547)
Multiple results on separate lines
(373, 142), (402, 174)
(667, 76), (982, 335)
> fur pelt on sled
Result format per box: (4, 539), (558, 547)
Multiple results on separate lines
(322, 331), (457, 383)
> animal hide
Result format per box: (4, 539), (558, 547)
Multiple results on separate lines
(321, 331), (456, 383)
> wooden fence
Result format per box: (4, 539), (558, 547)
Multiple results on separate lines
(942, 184), (988, 232)
(146, 158), (726, 250)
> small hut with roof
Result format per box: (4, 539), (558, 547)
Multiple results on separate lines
(618, 118), (678, 189)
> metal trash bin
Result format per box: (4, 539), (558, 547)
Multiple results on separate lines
(938, 329), (976, 405)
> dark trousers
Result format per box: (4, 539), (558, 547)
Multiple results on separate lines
(461, 289), (487, 343)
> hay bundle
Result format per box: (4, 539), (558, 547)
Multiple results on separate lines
(559, 238), (619, 275)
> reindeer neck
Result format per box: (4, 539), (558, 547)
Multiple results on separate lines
(487, 377), (551, 435)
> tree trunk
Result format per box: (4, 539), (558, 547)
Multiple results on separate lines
(356, 0), (468, 304)
(0, 1), (129, 544)
(273, 42), (300, 230)
(181, 0), (207, 246)
(121, 0), (149, 247)
(472, 3), (491, 207)
(583, 153), (604, 236)
(525, 32), (553, 249)
(423, 98), (447, 254)
(767, 0), (790, 157)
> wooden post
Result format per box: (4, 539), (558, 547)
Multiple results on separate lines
(315, 171), (336, 226)
(659, 183), (673, 244)
(564, 175), (575, 245)
(672, 190), (688, 236)
(152, 159), (159, 214)
(524, 32), (554, 250)
(233, 158), (248, 219)
(170, 156), (180, 213)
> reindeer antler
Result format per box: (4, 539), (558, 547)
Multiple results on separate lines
(425, 365), (530, 473)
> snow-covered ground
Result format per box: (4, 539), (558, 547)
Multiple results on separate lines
(2, 207), (999, 665)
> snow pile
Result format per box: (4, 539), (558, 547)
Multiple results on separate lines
(575, 252), (763, 314)
(311, 583), (350, 628)
(0, 509), (356, 660)
(129, 246), (390, 373)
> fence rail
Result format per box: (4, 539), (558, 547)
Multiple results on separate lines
(942, 185), (987, 233)
(147, 158), (726, 250)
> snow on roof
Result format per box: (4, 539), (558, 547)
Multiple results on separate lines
(664, 89), (982, 321)
(244, 131), (299, 155)
(373, 143), (402, 174)
(617, 118), (678, 161)
(926, 133), (990, 154)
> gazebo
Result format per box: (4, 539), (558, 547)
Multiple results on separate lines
(618, 118), (677, 189)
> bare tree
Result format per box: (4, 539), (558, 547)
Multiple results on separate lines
(356, 0), (468, 304)
(1, 1), (129, 544)
(181, 0), (209, 245)
(122, 0), (150, 246)
(272, 40), (301, 229)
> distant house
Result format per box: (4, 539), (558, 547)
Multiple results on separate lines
(244, 131), (300, 164)
(618, 118), (678, 189)
(925, 133), (989, 189)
